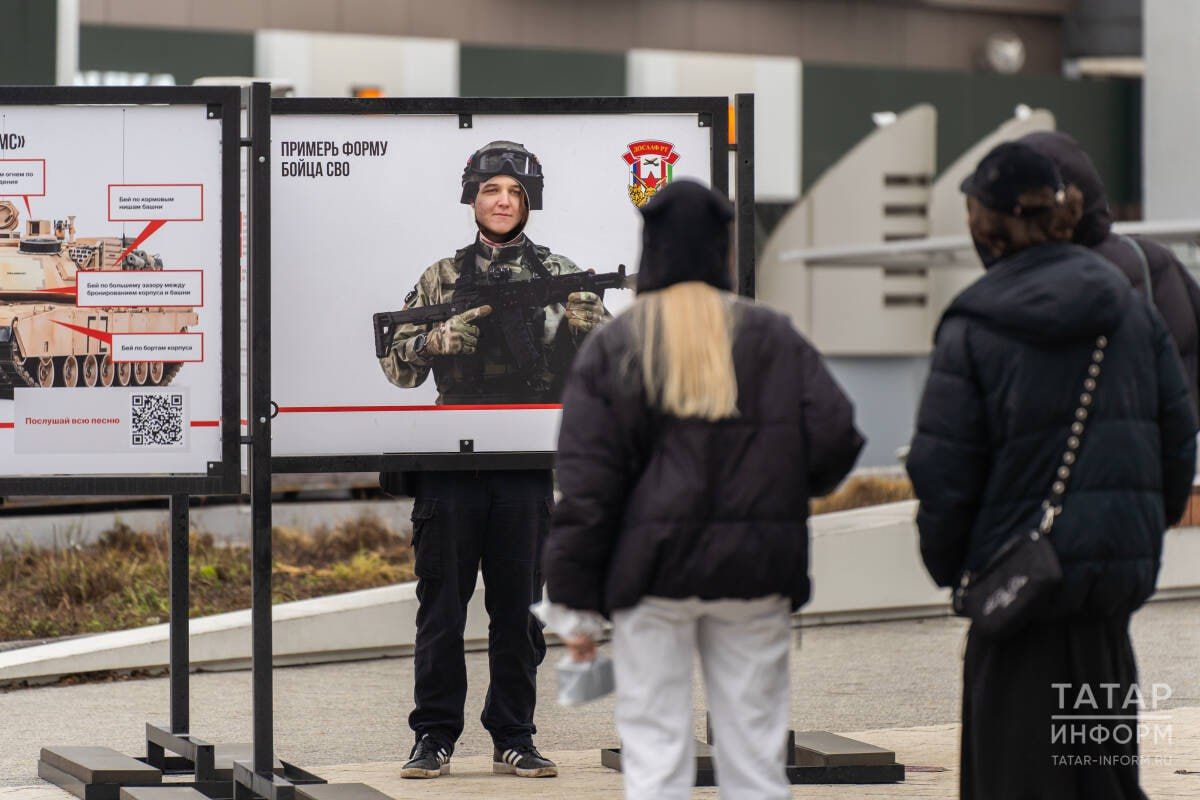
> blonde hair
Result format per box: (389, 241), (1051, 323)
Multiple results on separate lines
(631, 281), (738, 421)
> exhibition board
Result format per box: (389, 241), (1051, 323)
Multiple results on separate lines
(269, 96), (731, 472)
(0, 87), (241, 494)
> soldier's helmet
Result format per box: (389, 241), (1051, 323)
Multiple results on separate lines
(461, 141), (544, 210)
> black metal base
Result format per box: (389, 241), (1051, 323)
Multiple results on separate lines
(39, 729), (310, 800)
(600, 729), (907, 786)
(123, 789), (214, 800)
(38, 748), (162, 800)
(38, 760), (138, 800)
(147, 725), (283, 782)
(232, 760), (326, 800)
(38, 756), (232, 800)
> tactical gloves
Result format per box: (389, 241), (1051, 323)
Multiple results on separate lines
(421, 305), (492, 357)
(566, 291), (605, 335)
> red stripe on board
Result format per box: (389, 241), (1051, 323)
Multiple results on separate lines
(0, 421), (219, 429)
(276, 403), (562, 413)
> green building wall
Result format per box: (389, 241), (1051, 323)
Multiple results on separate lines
(460, 45), (625, 97)
(79, 25), (254, 86)
(802, 64), (1141, 210)
(0, 0), (57, 84)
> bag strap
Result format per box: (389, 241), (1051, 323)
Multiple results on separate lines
(1039, 334), (1108, 536)
(1120, 234), (1154, 303)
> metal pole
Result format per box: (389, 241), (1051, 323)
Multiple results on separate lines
(169, 493), (190, 735)
(247, 80), (274, 777)
(735, 93), (756, 299)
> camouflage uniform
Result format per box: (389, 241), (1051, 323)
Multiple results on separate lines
(379, 235), (609, 404)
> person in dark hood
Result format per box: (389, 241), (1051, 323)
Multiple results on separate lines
(541, 179), (864, 800)
(1021, 130), (1200, 415)
(907, 142), (1197, 800)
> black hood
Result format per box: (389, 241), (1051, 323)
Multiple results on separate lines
(1019, 131), (1112, 247)
(636, 179), (734, 293)
(941, 242), (1130, 345)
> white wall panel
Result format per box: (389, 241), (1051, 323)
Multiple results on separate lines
(628, 49), (800, 201)
(255, 30), (458, 98)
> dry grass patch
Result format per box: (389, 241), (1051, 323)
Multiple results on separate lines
(813, 474), (915, 515)
(0, 512), (412, 642)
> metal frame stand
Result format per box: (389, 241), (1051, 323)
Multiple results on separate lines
(735, 92), (756, 299)
(33, 83), (324, 800)
(229, 81), (327, 800)
(601, 715), (905, 786)
(38, 496), (246, 800)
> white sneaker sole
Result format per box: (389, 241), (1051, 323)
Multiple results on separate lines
(401, 764), (450, 779)
(493, 762), (558, 778)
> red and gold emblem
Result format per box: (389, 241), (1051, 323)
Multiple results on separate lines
(623, 140), (679, 208)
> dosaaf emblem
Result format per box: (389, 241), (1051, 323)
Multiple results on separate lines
(624, 140), (679, 208)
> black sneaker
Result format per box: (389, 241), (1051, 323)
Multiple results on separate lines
(401, 735), (452, 779)
(493, 744), (558, 778)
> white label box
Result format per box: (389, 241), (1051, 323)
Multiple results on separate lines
(14, 387), (190, 454)
(77, 269), (203, 308)
(0, 159), (46, 196)
(108, 183), (204, 221)
(112, 332), (204, 363)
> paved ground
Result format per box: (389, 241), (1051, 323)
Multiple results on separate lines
(1, 598), (1197, 797)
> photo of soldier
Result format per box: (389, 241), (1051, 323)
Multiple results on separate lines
(383, 141), (611, 781)
(377, 140), (611, 404)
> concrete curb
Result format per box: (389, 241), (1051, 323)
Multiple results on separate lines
(2, 501), (1198, 685)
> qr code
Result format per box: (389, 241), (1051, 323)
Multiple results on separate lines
(131, 393), (185, 447)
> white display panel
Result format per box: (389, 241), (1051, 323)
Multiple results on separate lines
(270, 111), (715, 457)
(0, 105), (223, 476)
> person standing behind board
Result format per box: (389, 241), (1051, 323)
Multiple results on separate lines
(541, 179), (865, 800)
(1022, 130), (1200, 416)
(906, 142), (1197, 800)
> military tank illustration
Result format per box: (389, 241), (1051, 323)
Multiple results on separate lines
(0, 200), (198, 398)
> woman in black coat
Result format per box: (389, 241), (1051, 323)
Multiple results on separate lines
(542, 180), (864, 800)
(906, 142), (1197, 800)
(1021, 130), (1200, 416)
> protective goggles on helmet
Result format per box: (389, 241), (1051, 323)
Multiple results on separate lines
(470, 148), (543, 179)
(462, 144), (545, 210)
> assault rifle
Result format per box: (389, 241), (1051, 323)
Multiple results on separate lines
(372, 265), (632, 367)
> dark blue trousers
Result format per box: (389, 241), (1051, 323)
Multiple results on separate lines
(408, 470), (551, 751)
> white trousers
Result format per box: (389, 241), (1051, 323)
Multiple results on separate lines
(612, 595), (792, 800)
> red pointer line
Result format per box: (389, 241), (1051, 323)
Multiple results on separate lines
(54, 320), (113, 344)
(113, 219), (166, 267)
(22, 196), (31, 217)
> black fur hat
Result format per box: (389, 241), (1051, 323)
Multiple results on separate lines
(636, 180), (734, 294)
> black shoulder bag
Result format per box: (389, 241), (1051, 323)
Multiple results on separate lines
(952, 334), (1108, 639)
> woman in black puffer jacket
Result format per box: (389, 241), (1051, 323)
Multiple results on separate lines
(907, 142), (1197, 800)
(543, 180), (864, 800)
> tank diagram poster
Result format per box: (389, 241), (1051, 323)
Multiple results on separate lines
(271, 112), (715, 457)
(0, 105), (223, 476)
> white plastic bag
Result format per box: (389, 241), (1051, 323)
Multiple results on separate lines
(555, 653), (615, 706)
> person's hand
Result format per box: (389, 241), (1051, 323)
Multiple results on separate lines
(564, 633), (598, 663)
(566, 291), (604, 335)
(424, 305), (492, 356)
